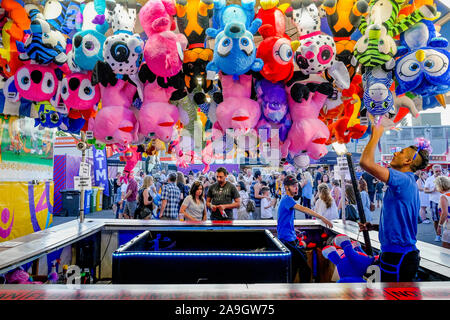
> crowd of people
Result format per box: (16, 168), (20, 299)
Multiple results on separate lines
(111, 162), (449, 249)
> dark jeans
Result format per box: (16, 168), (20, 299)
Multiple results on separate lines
(281, 239), (311, 283)
(379, 250), (420, 282)
(368, 191), (375, 203)
(302, 197), (312, 219)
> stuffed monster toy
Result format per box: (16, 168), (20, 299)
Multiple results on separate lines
(256, 0), (290, 38)
(255, 79), (292, 142)
(3, 61), (62, 103)
(34, 101), (85, 133)
(119, 145), (142, 174)
(354, 0), (439, 69)
(206, 0), (263, 80)
(395, 20), (450, 109)
(322, 0), (369, 79)
(322, 234), (375, 283)
(16, 7), (67, 65)
(89, 79), (140, 147)
(0, 0), (30, 78)
(291, 0), (350, 90)
(362, 66), (394, 116)
(67, 0), (109, 72)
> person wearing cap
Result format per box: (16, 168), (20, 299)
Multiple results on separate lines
(359, 122), (430, 282)
(277, 175), (334, 283)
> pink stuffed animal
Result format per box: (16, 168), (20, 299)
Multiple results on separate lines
(213, 74), (261, 136)
(3, 61), (60, 103)
(138, 79), (180, 142)
(59, 71), (101, 112)
(120, 145), (142, 174)
(89, 79), (139, 147)
(281, 80), (334, 160)
(139, 0), (188, 78)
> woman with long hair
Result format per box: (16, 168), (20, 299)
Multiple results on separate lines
(358, 178), (372, 223)
(435, 176), (450, 248)
(180, 181), (207, 221)
(314, 183), (339, 220)
(417, 171), (431, 224)
(236, 181), (250, 220)
(301, 171), (313, 217)
(137, 176), (155, 220)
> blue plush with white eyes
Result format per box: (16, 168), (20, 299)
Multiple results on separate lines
(34, 103), (85, 133)
(395, 21), (450, 98)
(363, 67), (394, 116)
(206, 24), (263, 80)
(69, 29), (107, 71)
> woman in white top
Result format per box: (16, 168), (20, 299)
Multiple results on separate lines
(435, 176), (450, 248)
(417, 171), (431, 224)
(314, 183), (339, 220)
(236, 181), (250, 220)
(180, 181), (207, 221)
(118, 176), (128, 219)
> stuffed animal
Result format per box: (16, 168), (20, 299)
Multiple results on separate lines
(256, 24), (299, 83)
(67, 0), (109, 72)
(322, 234), (375, 283)
(89, 79), (140, 146)
(3, 61), (62, 103)
(291, 0), (350, 89)
(41, 0), (83, 36)
(58, 71), (101, 113)
(101, 0), (144, 84)
(213, 73), (261, 135)
(139, 0), (188, 79)
(362, 66), (394, 116)
(16, 8), (67, 65)
(205, 0), (263, 80)
(281, 79), (335, 160)
(175, 0), (214, 45)
(354, 0), (439, 69)
(322, 0), (369, 78)
(137, 64), (181, 142)
(119, 145), (142, 174)
(255, 79), (292, 142)
(394, 20), (449, 109)
(256, 0), (290, 38)
(34, 101), (86, 133)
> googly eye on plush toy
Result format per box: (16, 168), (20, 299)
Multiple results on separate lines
(34, 101), (85, 133)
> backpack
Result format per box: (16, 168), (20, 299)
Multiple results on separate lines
(345, 204), (359, 222)
(246, 199), (255, 213)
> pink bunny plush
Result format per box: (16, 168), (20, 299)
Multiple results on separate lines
(213, 74), (261, 137)
(89, 79), (139, 147)
(139, 0), (188, 78)
(281, 80), (334, 160)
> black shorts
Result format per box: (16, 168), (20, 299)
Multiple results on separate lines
(379, 250), (420, 282)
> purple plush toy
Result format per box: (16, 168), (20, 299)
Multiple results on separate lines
(255, 79), (292, 142)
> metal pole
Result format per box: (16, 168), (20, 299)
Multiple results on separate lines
(345, 152), (373, 256)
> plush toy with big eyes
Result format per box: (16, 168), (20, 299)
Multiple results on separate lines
(394, 20), (450, 109)
(3, 61), (62, 103)
(16, 8), (67, 65)
(205, 0), (263, 80)
(67, 0), (109, 72)
(34, 101), (85, 133)
(58, 71), (101, 112)
(362, 66), (394, 116)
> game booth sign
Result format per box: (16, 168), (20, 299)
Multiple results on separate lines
(0, 0), (449, 303)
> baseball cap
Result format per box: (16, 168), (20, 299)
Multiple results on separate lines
(284, 175), (298, 186)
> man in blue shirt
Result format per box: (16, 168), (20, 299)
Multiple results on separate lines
(277, 175), (333, 282)
(359, 122), (429, 282)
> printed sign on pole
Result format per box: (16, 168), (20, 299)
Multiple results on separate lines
(93, 146), (109, 196)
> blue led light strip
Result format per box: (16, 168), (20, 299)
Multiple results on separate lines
(113, 252), (290, 258)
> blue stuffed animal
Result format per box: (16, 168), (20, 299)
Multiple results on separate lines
(322, 234), (375, 283)
(205, 0), (263, 80)
(362, 66), (394, 116)
(35, 102), (85, 133)
(67, 0), (109, 72)
(395, 20), (450, 108)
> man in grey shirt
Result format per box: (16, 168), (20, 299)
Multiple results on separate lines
(206, 167), (240, 221)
